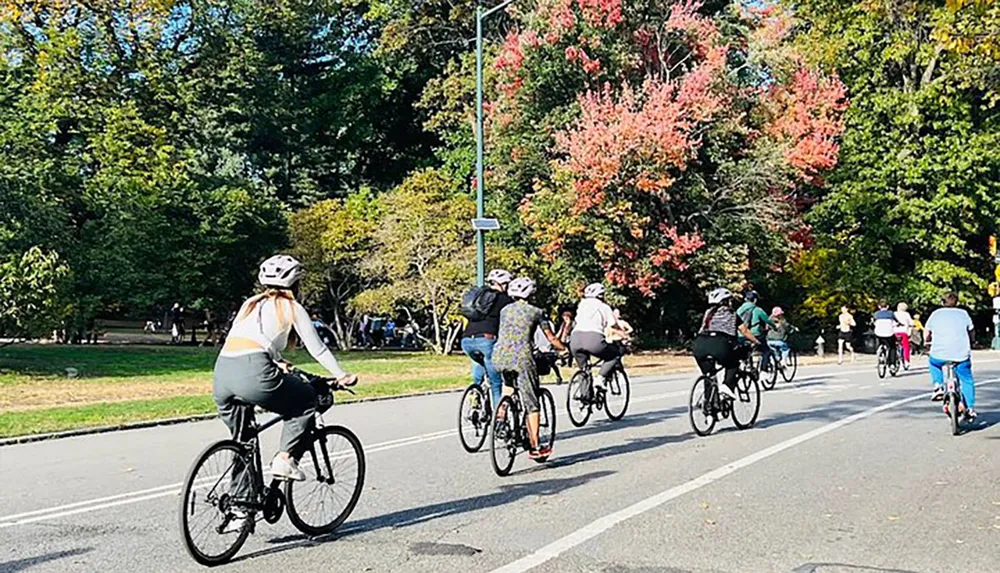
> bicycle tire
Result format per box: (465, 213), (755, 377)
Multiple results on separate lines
(876, 347), (888, 379)
(458, 384), (490, 453)
(566, 371), (592, 427)
(689, 376), (717, 437)
(889, 356), (900, 377)
(603, 367), (631, 421)
(286, 426), (365, 536)
(732, 374), (761, 430)
(179, 440), (252, 566)
(780, 350), (798, 383)
(491, 396), (518, 476)
(949, 393), (960, 436)
(537, 388), (557, 460)
(759, 352), (778, 391)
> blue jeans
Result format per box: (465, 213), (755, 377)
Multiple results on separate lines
(929, 356), (975, 409)
(461, 337), (502, 407)
(767, 340), (790, 362)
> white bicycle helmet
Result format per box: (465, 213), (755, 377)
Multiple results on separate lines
(258, 254), (303, 289)
(507, 277), (536, 299)
(583, 283), (605, 299)
(487, 269), (513, 286)
(708, 287), (733, 305)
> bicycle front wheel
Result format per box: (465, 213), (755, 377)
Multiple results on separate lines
(732, 374), (761, 430)
(491, 396), (518, 476)
(689, 377), (717, 437)
(604, 367), (631, 421)
(537, 388), (557, 459)
(780, 350), (798, 383)
(566, 371), (593, 427)
(458, 384), (490, 453)
(286, 426), (365, 536)
(179, 440), (253, 566)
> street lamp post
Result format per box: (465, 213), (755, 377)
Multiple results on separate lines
(475, 0), (516, 286)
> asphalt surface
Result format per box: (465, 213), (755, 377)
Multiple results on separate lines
(2, 354), (999, 573)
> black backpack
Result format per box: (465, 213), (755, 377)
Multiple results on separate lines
(461, 287), (499, 321)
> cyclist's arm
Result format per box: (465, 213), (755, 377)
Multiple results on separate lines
(292, 303), (349, 379)
(758, 309), (776, 329)
(738, 323), (761, 346)
(542, 324), (568, 353)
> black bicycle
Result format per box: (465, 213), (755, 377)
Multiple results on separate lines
(179, 371), (365, 566)
(757, 345), (799, 389)
(876, 341), (901, 379)
(941, 361), (970, 436)
(458, 381), (492, 453)
(689, 349), (761, 436)
(491, 372), (557, 476)
(566, 354), (630, 427)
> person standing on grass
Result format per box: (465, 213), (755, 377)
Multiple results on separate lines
(837, 306), (857, 364)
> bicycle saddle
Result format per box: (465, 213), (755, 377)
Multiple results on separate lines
(468, 350), (486, 366)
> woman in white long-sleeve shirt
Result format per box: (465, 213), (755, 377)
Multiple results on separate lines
(213, 255), (356, 482)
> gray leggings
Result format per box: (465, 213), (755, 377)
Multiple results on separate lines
(213, 354), (317, 458)
(570, 331), (622, 378)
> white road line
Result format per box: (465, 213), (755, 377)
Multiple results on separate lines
(488, 378), (1000, 573)
(0, 388), (683, 528)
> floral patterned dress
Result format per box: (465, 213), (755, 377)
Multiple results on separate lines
(492, 300), (545, 410)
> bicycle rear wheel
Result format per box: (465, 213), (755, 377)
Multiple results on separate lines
(286, 426), (365, 536)
(759, 352), (778, 391)
(603, 367), (630, 420)
(732, 373), (761, 430)
(458, 384), (490, 453)
(780, 350), (798, 383)
(537, 388), (557, 460)
(179, 440), (253, 566)
(876, 347), (888, 379)
(491, 396), (518, 476)
(566, 371), (593, 427)
(689, 376), (717, 437)
(949, 393), (960, 436)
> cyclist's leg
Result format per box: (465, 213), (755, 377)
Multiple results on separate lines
(928, 356), (945, 389)
(461, 337), (487, 387)
(517, 367), (542, 451)
(479, 338), (504, 408)
(266, 372), (319, 460)
(896, 333), (910, 364)
(955, 359), (975, 410)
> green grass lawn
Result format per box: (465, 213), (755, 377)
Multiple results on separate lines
(0, 345), (469, 438)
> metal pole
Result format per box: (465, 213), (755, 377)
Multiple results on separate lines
(475, 5), (486, 287)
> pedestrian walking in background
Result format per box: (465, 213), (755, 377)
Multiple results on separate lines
(837, 305), (856, 364)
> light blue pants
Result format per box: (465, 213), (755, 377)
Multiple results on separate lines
(929, 356), (975, 409)
(461, 336), (503, 407)
(767, 340), (790, 362)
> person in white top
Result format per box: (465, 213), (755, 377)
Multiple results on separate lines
(893, 302), (914, 367)
(925, 292), (977, 419)
(214, 255), (356, 486)
(570, 284), (628, 390)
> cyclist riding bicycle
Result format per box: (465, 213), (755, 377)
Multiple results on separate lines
(766, 307), (796, 365)
(872, 300), (899, 366)
(569, 283), (628, 394)
(693, 288), (762, 400)
(737, 291), (776, 366)
(213, 255), (357, 485)
(460, 269), (514, 408)
(492, 277), (568, 460)
(925, 292), (977, 420)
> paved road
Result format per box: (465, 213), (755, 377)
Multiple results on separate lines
(2, 356), (999, 573)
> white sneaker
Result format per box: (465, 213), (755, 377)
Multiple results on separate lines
(269, 455), (306, 481)
(717, 384), (738, 400)
(222, 510), (248, 534)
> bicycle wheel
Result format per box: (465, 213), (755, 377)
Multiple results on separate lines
(458, 384), (490, 453)
(286, 426), (365, 536)
(689, 376), (717, 437)
(780, 350), (798, 383)
(759, 352), (778, 391)
(537, 388), (557, 459)
(179, 440), (253, 566)
(491, 396), (518, 476)
(949, 393), (960, 436)
(566, 371), (593, 427)
(876, 347), (888, 379)
(732, 373), (761, 430)
(889, 355), (900, 377)
(603, 367), (631, 421)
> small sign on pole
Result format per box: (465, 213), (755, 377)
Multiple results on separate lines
(472, 218), (501, 231)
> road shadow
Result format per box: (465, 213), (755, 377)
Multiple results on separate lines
(792, 563), (920, 573)
(235, 470), (614, 563)
(961, 410), (1000, 434)
(546, 431), (695, 470)
(0, 548), (92, 572)
(559, 406), (688, 443)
